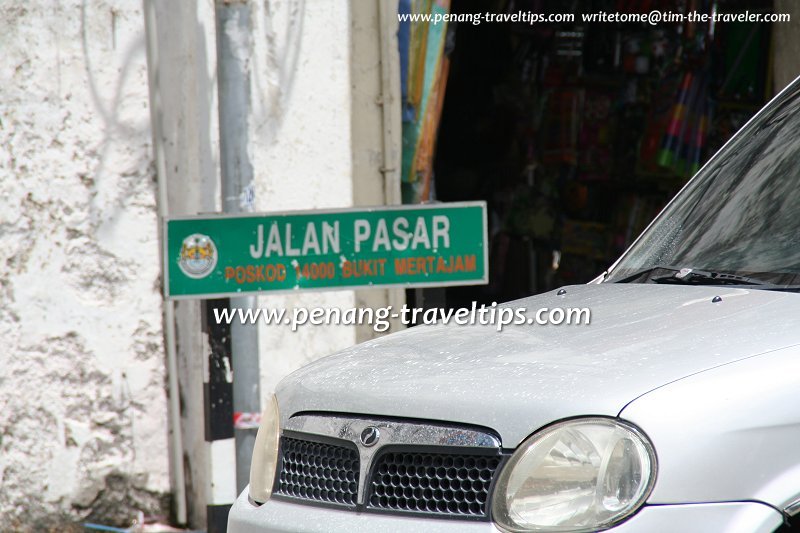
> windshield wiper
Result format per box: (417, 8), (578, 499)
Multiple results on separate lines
(612, 265), (687, 284)
(614, 266), (800, 290)
(650, 268), (769, 286)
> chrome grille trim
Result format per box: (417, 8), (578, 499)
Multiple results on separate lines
(282, 414), (501, 505)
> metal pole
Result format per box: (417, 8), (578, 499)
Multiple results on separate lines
(214, 0), (261, 493)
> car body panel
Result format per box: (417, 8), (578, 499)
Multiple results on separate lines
(228, 493), (498, 533)
(277, 283), (800, 448)
(621, 344), (800, 511)
(610, 502), (783, 533)
(228, 490), (784, 533)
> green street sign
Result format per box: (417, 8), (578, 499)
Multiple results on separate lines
(164, 202), (488, 299)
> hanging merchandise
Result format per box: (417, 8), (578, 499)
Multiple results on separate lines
(430, 0), (776, 302)
(638, 69), (682, 175)
(398, 0), (414, 122)
(399, 0), (452, 204)
(677, 74), (710, 177)
(656, 71), (694, 170)
(657, 71), (712, 177)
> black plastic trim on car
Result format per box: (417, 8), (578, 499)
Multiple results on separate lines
(272, 431), (361, 510)
(364, 444), (509, 522)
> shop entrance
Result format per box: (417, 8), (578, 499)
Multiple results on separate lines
(419, 0), (774, 312)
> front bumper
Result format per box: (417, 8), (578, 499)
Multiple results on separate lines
(228, 489), (785, 533)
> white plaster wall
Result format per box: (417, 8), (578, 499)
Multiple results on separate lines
(0, 0), (375, 526)
(0, 0), (169, 526)
(249, 0), (359, 397)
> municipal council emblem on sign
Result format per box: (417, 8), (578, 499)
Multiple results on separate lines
(178, 233), (217, 279)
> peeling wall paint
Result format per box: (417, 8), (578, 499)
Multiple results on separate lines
(0, 0), (168, 527)
(1, 0), (386, 527)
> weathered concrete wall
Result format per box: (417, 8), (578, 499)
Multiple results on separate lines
(145, 0), (221, 526)
(249, 0), (361, 398)
(0, 0), (169, 528)
(350, 0), (405, 342)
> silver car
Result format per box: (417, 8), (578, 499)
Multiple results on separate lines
(228, 78), (800, 532)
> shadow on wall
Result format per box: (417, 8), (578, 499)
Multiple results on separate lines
(251, 0), (305, 143)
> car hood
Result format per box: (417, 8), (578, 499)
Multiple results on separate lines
(276, 283), (800, 447)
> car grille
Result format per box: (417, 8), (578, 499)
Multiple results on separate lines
(275, 437), (360, 506)
(368, 450), (501, 517)
(273, 434), (504, 519)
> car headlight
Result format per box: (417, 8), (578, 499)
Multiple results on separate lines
(492, 417), (656, 532)
(249, 394), (280, 504)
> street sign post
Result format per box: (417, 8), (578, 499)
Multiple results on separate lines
(164, 202), (488, 299)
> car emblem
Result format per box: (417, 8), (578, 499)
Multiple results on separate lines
(360, 426), (380, 447)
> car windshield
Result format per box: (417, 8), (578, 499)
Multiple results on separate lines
(605, 84), (800, 288)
